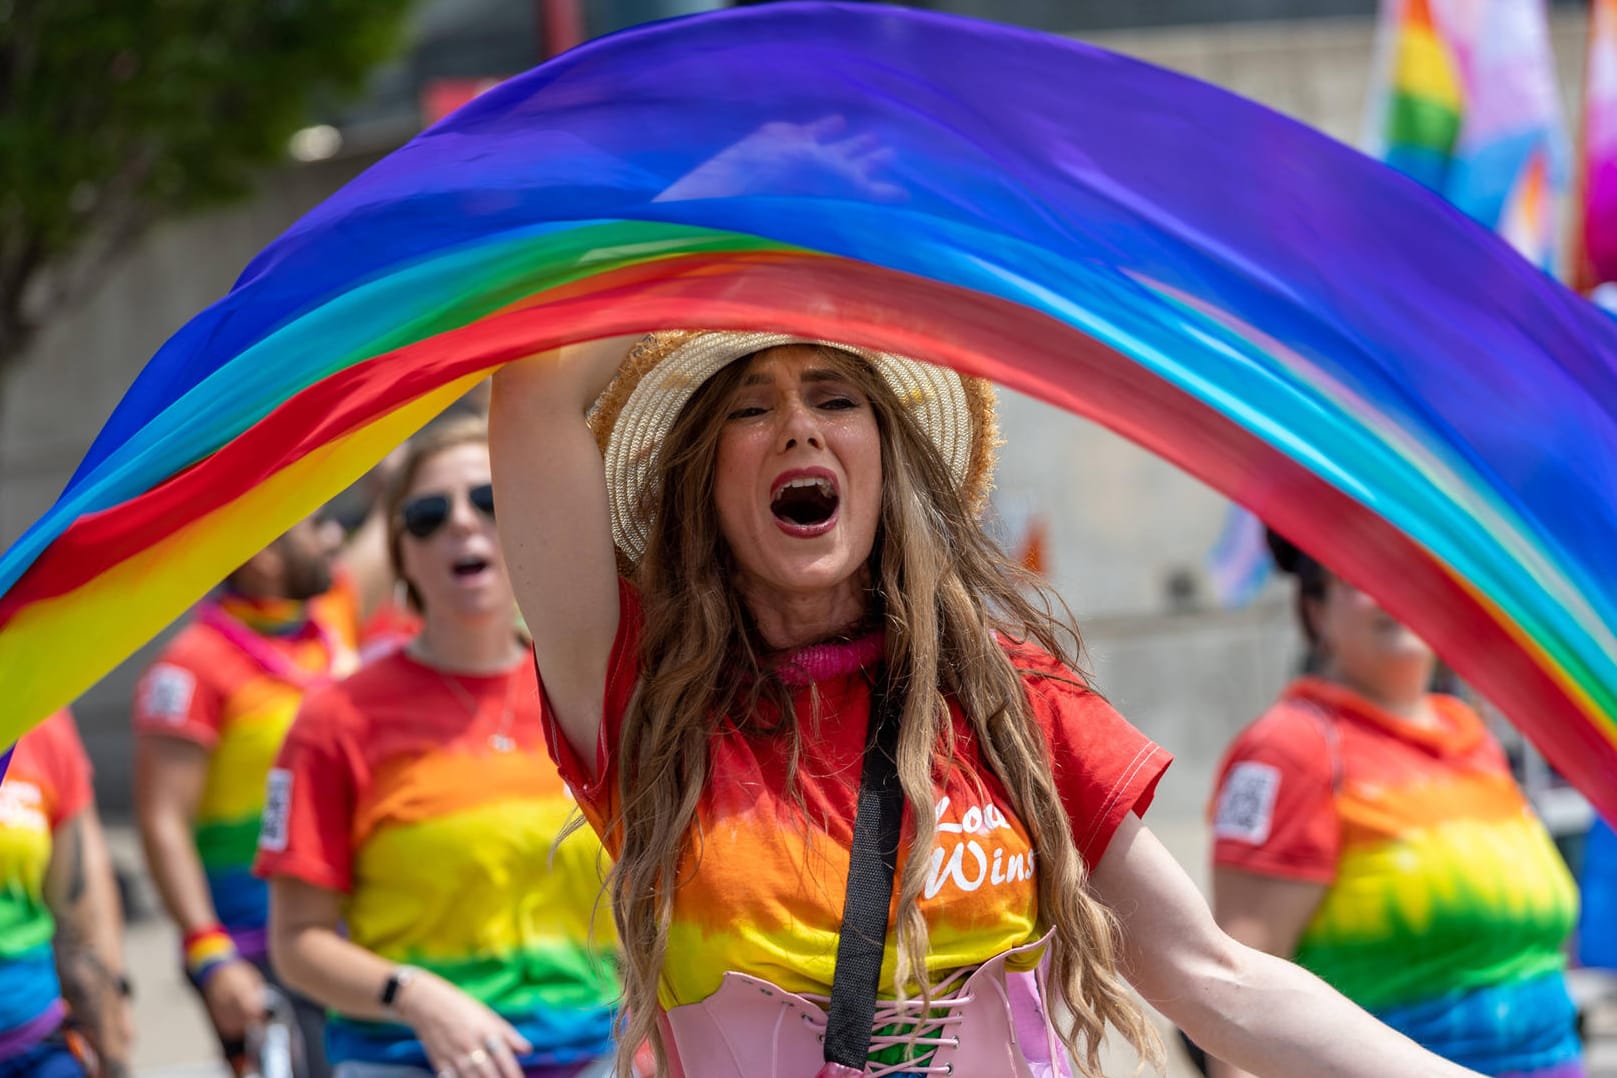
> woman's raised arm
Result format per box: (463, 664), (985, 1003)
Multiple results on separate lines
(489, 336), (639, 777)
(1088, 815), (1482, 1078)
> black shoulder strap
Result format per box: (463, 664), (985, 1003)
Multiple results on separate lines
(822, 668), (905, 1071)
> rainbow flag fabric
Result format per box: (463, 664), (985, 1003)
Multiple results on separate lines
(1205, 505), (1273, 609)
(0, 4), (1614, 823)
(1367, 0), (1569, 270)
(1213, 680), (1580, 1074)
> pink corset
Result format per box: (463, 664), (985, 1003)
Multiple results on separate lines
(659, 932), (1074, 1078)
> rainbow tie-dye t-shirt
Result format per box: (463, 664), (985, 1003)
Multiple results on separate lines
(0, 711), (92, 1056)
(255, 650), (618, 1069)
(1212, 678), (1581, 1076)
(134, 588), (358, 958)
(544, 582), (1172, 1016)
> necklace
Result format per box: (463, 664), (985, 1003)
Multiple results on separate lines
(421, 653), (522, 753)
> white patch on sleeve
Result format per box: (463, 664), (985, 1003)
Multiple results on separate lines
(141, 665), (196, 725)
(1213, 761), (1282, 845)
(259, 769), (293, 853)
(0, 782), (49, 833)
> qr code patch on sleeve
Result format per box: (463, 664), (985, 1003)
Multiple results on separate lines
(259, 768), (294, 853)
(1213, 761), (1281, 845)
(140, 664), (196, 725)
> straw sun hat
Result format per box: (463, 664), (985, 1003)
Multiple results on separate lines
(588, 330), (999, 566)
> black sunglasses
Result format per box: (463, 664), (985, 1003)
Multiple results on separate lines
(400, 483), (496, 539)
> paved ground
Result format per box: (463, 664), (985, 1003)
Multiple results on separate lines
(108, 822), (1617, 1077)
(113, 822), (224, 1075)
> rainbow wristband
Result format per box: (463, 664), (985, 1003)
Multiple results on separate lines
(183, 926), (240, 989)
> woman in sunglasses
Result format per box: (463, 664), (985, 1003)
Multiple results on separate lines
(256, 417), (622, 1078)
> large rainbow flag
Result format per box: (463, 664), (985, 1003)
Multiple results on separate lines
(1367, 0), (1569, 271)
(2, 3), (1615, 820)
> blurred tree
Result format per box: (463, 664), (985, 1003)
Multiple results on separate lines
(0, 0), (410, 376)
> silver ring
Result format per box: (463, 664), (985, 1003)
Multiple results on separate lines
(466, 1048), (490, 1067)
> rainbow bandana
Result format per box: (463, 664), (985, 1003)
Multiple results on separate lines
(0, 3), (1613, 818)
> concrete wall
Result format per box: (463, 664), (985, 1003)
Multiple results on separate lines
(0, 153), (388, 813)
(1, 11), (1589, 822)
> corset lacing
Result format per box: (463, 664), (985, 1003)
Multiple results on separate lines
(800, 962), (977, 1077)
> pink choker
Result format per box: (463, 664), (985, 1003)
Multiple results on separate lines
(775, 632), (884, 687)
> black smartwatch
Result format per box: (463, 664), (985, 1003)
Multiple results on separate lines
(380, 965), (420, 1012)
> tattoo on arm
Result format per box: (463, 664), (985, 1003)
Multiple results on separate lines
(61, 814), (86, 904)
(51, 817), (128, 1073)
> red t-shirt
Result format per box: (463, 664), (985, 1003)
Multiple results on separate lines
(2, 710), (92, 839)
(1207, 678), (1580, 1065)
(131, 585), (360, 750)
(1209, 678), (1522, 884)
(254, 651), (620, 1067)
(542, 580), (1170, 1007)
(131, 587), (360, 948)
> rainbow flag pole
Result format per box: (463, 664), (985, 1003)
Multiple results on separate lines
(1575, 0), (1617, 296)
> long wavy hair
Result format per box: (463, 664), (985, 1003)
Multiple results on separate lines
(607, 346), (1163, 1077)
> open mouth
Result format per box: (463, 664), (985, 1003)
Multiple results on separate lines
(451, 555), (490, 578)
(771, 475), (840, 531)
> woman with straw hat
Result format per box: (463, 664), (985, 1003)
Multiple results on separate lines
(489, 331), (1487, 1078)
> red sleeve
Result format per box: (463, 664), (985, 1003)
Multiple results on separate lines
(38, 711), (93, 827)
(538, 577), (641, 833)
(1209, 706), (1339, 884)
(132, 633), (226, 748)
(1020, 657), (1173, 868)
(252, 688), (357, 893)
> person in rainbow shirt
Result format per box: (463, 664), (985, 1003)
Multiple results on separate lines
(133, 511), (358, 1077)
(0, 709), (131, 1077)
(1206, 530), (1583, 1078)
(257, 417), (620, 1078)
(486, 330), (1490, 1078)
